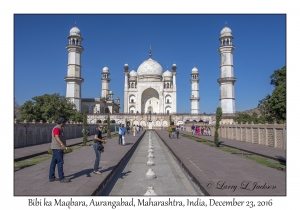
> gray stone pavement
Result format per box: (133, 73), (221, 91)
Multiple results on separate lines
(180, 131), (286, 162)
(156, 130), (286, 196)
(14, 130), (145, 196)
(108, 131), (201, 196)
(14, 132), (117, 161)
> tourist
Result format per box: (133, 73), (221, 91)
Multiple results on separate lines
(191, 124), (195, 135)
(201, 127), (204, 136)
(87, 128), (90, 137)
(197, 126), (201, 136)
(93, 125), (107, 175)
(136, 124), (140, 134)
(208, 127), (211, 136)
(176, 125), (180, 139)
(172, 124), (176, 138)
(49, 117), (70, 183)
(126, 124), (130, 134)
(118, 124), (122, 145)
(184, 125), (186, 131)
(168, 125), (172, 138)
(132, 124), (136, 136)
(121, 124), (126, 145)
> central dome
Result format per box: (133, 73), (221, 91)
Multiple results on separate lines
(137, 58), (163, 77)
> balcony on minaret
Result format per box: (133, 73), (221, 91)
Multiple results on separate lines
(217, 77), (237, 84)
(190, 95), (200, 101)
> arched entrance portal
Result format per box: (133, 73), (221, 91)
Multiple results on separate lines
(147, 106), (153, 113)
(141, 88), (159, 114)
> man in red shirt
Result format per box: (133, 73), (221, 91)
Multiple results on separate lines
(49, 118), (70, 183)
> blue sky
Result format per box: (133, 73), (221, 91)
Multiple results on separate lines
(14, 14), (286, 114)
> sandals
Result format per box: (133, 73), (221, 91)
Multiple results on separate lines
(93, 171), (102, 175)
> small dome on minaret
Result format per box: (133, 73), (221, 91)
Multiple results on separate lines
(172, 62), (177, 72)
(220, 23), (233, 37)
(192, 67), (198, 73)
(124, 63), (129, 72)
(129, 69), (137, 77)
(102, 66), (109, 73)
(69, 23), (81, 36)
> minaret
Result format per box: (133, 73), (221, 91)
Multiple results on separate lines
(124, 63), (129, 113)
(101, 66), (111, 99)
(64, 23), (84, 112)
(190, 67), (200, 114)
(218, 24), (237, 114)
(172, 63), (177, 113)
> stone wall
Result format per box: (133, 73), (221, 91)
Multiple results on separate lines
(14, 122), (116, 149)
(185, 122), (286, 149)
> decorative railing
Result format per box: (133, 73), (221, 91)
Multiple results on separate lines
(217, 77), (237, 83)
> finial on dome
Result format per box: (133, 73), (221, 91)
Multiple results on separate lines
(75, 21), (76, 27)
(149, 45), (152, 58)
(225, 21), (227, 26)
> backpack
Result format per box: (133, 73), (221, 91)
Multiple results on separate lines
(168, 126), (172, 132)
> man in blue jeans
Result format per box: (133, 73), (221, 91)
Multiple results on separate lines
(49, 118), (70, 183)
(118, 124), (122, 145)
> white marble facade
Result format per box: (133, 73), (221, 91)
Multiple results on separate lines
(123, 53), (177, 114)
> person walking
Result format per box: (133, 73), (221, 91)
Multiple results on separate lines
(176, 125), (180, 139)
(132, 124), (136, 136)
(49, 117), (70, 183)
(208, 127), (211, 136)
(168, 125), (172, 138)
(136, 124), (140, 134)
(118, 124), (122, 145)
(93, 125), (107, 175)
(126, 124), (130, 135)
(197, 126), (201, 136)
(121, 124), (126, 146)
(172, 124), (176, 138)
(191, 124), (195, 135)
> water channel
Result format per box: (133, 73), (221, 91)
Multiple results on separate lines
(100, 131), (204, 196)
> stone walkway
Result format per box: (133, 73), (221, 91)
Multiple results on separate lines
(108, 131), (200, 196)
(14, 131), (145, 196)
(156, 130), (286, 196)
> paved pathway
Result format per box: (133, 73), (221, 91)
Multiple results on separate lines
(156, 130), (286, 196)
(14, 131), (145, 196)
(180, 131), (286, 162)
(108, 131), (200, 196)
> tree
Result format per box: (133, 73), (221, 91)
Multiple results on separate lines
(107, 113), (111, 139)
(14, 98), (21, 120)
(169, 115), (173, 126)
(236, 112), (266, 124)
(82, 105), (88, 146)
(20, 93), (83, 122)
(214, 107), (222, 147)
(258, 66), (286, 123)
